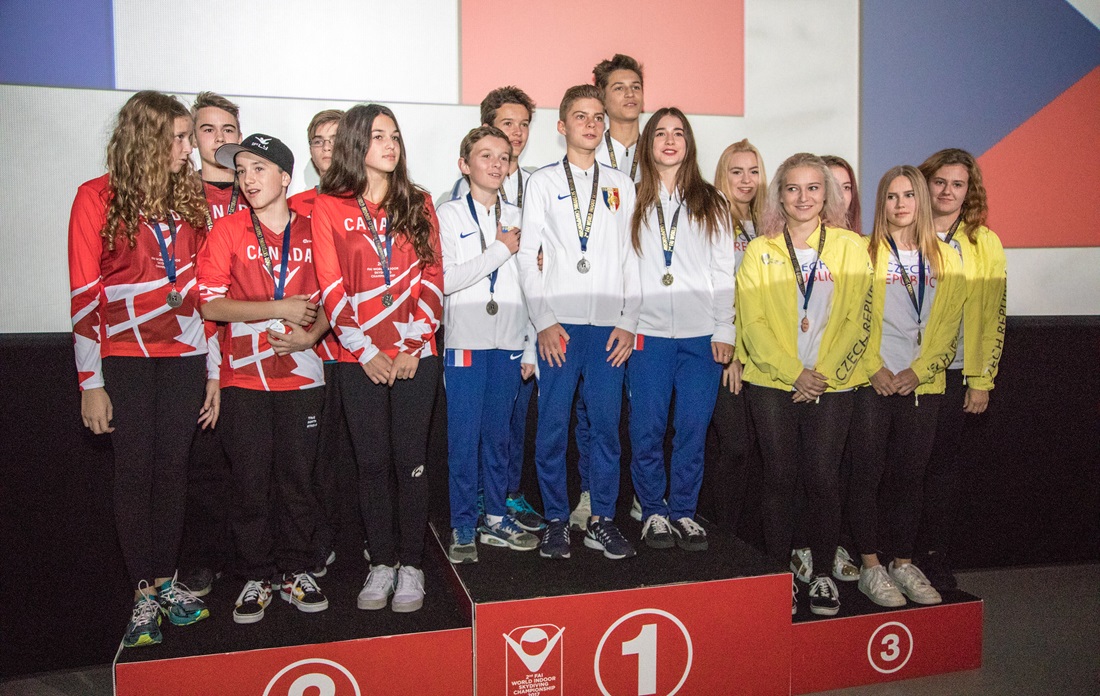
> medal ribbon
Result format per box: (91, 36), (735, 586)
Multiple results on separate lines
(499, 168), (523, 208)
(943, 214), (963, 245)
(151, 217), (179, 288)
(203, 180), (242, 231)
(604, 131), (638, 180)
(561, 155), (600, 255)
(465, 193), (502, 296)
(250, 211), (292, 300)
(736, 212), (757, 245)
(656, 196), (682, 273)
(356, 196), (392, 288)
(782, 221), (827, 318)
(885, 236), (926, 333)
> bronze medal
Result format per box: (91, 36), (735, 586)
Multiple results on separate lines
(801, 316), (810, 333)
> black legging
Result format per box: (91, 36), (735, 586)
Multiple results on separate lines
(702, 376), (754, 532)
(848, 388), (941, 559)
(102, 355), (206, 586)
(915, 369), (967, 557)
(339, 357), (440, 568)
(746, 384), (853, 573)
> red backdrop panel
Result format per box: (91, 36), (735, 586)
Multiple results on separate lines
(980, 66), (1100, 248)
(460, 0), (745, 117)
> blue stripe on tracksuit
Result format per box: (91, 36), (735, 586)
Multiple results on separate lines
(536, 324), (623, 520)
(447, 348), (523, 530)
(627, 335), (722, 521)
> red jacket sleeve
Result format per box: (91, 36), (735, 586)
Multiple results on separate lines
(401, 198), (444, 356)
(68, 181), (108, 391)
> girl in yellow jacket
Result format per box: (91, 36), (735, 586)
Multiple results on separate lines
(914, 149), (1007, 591)
(737, 152), (872, 616)
(847, 166), (964, 608)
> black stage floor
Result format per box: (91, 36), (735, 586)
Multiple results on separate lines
(115, 533), (470, 666)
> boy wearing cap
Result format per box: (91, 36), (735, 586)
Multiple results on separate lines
(197, 134), (331, 623)
(518, 85), (639, 561)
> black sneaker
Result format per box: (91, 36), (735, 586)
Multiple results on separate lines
(539, 519), (571, 559)
(281, 571), (329, 613)
(233, 579), (272, 624)
(808, 574), (840, 616)
(641, 514), (674, 549)
(312, 548), (336, 578)
(919, 551), (957, 591)
(671, 517), (708, 552)
(506, 492), (547, 531)
(180, 567), (219, 598)
(584, 517), (637, 560)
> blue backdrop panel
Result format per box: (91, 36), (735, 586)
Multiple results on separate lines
(860, 0), (1100, 214)
(0, 0), (114, 88)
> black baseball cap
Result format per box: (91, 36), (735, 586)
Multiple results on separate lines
(216, 133), (294, 177)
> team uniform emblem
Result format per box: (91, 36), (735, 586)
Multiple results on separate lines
(602, 187), (620, 213)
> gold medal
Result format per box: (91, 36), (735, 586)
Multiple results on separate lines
(801, 316), (810, 333)
(662, 273), (674, 286)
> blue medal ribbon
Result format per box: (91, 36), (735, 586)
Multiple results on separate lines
(465, 193), (502, 296)
(250, 211), (292, 300)
(885, 236), (926, 339)
(152, 217), (178, 287)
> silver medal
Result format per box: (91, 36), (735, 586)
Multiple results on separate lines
(577, 257), (591, 274)
(166, 290), (183, 308)
(661, 273), (674, 286)
(486, 299), (499, 316)
(382, 293), (394, 308)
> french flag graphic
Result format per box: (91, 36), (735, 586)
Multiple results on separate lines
(445, 348), (472, 367)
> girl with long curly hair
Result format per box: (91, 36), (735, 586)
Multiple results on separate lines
(311, 103), (443, 613)
(67, 90), (214, 647)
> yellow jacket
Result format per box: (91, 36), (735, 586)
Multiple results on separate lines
(951, 225), (1006, 391)
(738, 225), (873, 391)
(861, 237), (965, 395)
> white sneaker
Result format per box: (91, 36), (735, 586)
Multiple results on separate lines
(791, 579), (798, 615)
(790, 547), (813, 583)
(858, 565), (906, 607)
(391, 566), (425, 613)
(357, 564), (396, 610)
(630, 495), (643, 521)
(889, 561), (943, 605)
(569, 491), (591, 531)
(833, 546), (860, 582)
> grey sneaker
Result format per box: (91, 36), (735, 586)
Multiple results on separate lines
(671, 517), (708, 552)
(479, 516), (539, 551)
(569, 491), (591, 531)
(833, 546), (860, 582)
(630, 495), (643, 521)
(889, 561), (943, 605)
(357, 565), (396, 610)
(858, 564), (906, 607)
(392, 566), (425, 613)
(448, 527), (478, 564)
(790, 547), (813, 583)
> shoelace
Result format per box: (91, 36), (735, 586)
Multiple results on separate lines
(549, 521), (570, 544)
(809, 576), (837, 598)
(396, 568), (424, 593)
(132, 593), (160, 625)
(294, 573), (321, 595)
(162, 579), (201, 605)
(454, 528), (476, 545)
(240, 581), (267, 604)
(676, 517), (705, 536)
(595, 520), (626, 545)
(499, 517), (526, 535)
(895, 564), (929, 587)
(644, 515), (671, 536)
(365, 567), (395, 592)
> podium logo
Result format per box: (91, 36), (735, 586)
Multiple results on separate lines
(263, 658), (361, 696)
(594, 608), (693, 696)
(504, 624), (564, 695)
(867, 621), (914, 674)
